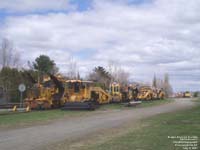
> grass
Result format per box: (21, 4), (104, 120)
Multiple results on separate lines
(81, 100), (200, 150)
(192, 97), (200, 102)
(100, 99), (173, 110)
(138, 98), (173, 108)
(0, 99), (173, 128)
(0, 109), (88, 128)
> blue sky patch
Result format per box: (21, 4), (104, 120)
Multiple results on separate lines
(70, 0), (93, 11)
(72, 49), (95, 60)
(127, 0), (153, 5)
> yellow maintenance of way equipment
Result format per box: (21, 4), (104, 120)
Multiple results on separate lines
(24, 73), (165, 110)
(109, 83), (140, 102)
(25, 73), (113, 110)
(137, 86), (165, 101)
(62, 80), (112, 110)
(137, 86), (154, 101)
(109, 82), (122, 102)
(63, 80), (111, 104)
(152, 88), (165, 100)
(25, 74), (66, 109)
(183, 91), (192, 98)
(158, 89), (165, 99)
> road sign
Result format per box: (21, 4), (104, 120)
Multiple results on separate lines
(18, 84), (26, 108)
(18, 84), (26, 92)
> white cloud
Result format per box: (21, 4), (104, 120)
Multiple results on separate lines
(0, 0), (73, 12)
(0, 0), (200, 91)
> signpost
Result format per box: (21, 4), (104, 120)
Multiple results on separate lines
(18, 84), (26, 108)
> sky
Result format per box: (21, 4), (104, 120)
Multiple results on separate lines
(0, 0), (199, 92)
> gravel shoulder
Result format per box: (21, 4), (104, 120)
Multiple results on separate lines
(0, 98), (196, 150)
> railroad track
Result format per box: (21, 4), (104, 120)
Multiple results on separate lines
(0, 103), (20, 109)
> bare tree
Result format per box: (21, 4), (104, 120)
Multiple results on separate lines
(108, 60), (118, 82)
(67, 57), (78, 79)
(0, 38), (20, 68)
(154, 73), (173, 97)
(107, 60), (129, 85)
(156, 78), (164, 89)
(116, 68), (130, 85)
(163, 73), (173, 97)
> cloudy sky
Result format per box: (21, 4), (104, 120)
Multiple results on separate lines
(0, 0), (199, 92)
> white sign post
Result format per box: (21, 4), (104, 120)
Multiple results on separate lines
(18, 84), (26, 108)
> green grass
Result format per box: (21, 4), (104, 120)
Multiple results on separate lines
(138, 99), (173, 108)
(100, 99), (173, 110)
(82, 102), (200, 150)
(0, 110), (87, 128)
(192, 97), (200, 102)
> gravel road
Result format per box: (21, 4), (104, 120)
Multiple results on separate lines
(0, 98), (195, 150)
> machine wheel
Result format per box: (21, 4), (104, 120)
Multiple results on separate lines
(43, 101), (51, 109)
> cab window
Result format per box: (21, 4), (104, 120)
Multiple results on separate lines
(68, 82), (73, 89)
(114, 86), (118, 92)
(74, 82), (80, 93)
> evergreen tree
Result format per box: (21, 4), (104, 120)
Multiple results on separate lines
(88, 66), (112, 89)
(77, 72), (80, 80)
(32, 55), (57, 82)
(152, 74), (157, 88)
